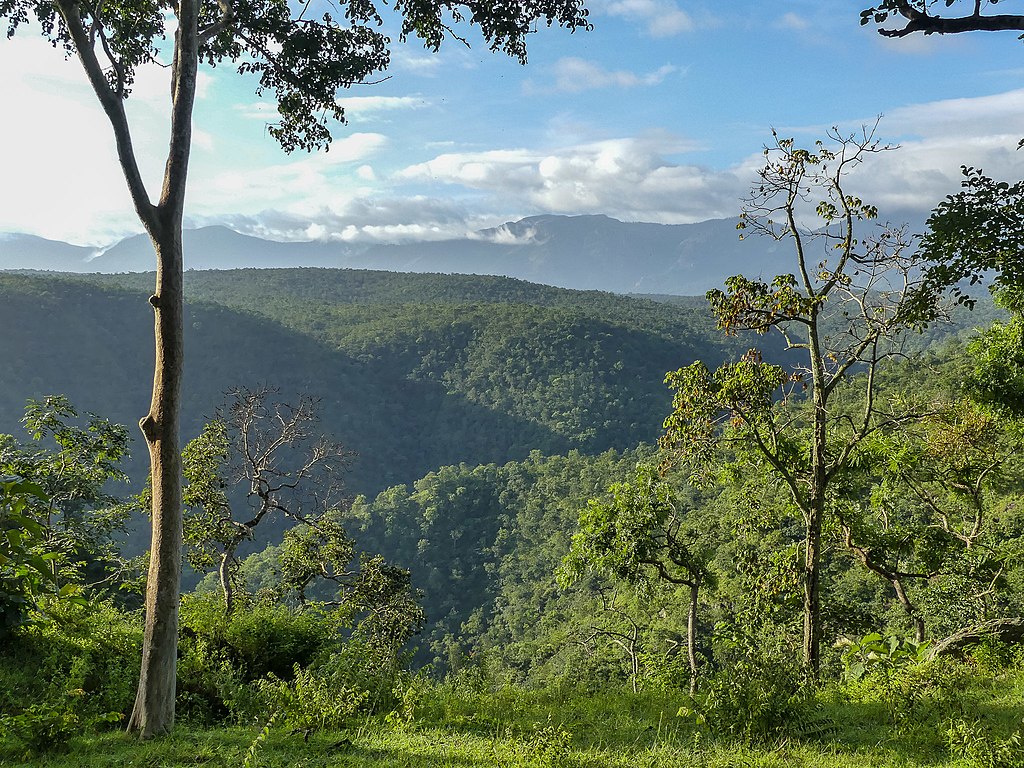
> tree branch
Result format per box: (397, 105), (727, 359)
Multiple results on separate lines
(53, 0), (157, 233)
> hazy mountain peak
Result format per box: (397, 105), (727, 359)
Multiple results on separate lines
(1, 215), (784, 295)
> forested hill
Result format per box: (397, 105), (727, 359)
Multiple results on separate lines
(0, 270), (762, 496)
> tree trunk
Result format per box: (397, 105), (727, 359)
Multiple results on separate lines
(126, 0), (198, 737)
(803, 499), (823, 674)
(127, 230), (185, 737)
(803, 431), (826, 673)
(892, 577), (925, 643)
(220, 550), (235, 616)
(803, 340), (828, 676)
(926, 617), (1024, 660)
(687, 579), (700, 695)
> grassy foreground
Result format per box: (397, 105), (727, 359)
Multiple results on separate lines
(5, 667), (1024, 768)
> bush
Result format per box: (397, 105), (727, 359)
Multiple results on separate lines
(946, 717), (1024, 768)
(844, 652), (971, 726)
(0, 598), (140, 720)
(679, 622), (817, 742)
(176, 594), (339, 724)
(0, 599), (137, 758)
(176, 592), (418, 726)
(179, 594), (336, 682)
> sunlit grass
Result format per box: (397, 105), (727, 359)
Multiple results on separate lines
(6, 667), (1023, 768)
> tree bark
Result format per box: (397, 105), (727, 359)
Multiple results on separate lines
(220, 549), (235, 616)
(127, 230), (186, 737)
(892, 577), (925, 643)
(926, 618), (1024, 660)
(126, 0), (199, 737)
(803, 308), (828, 676)
(803, 494), (823, 674)
(687, 579), (700, 695)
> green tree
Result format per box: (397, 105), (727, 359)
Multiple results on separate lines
(0, 0), (591, 736)
(0, 476), (53, 635)
(182, 388), (347, 616)
(561, 463), (711, 693)
(660, 128), (937, 673)
(838, 394), (1020, 641)
(915, 166), (1024, 417)
(0, 397), (132, 596)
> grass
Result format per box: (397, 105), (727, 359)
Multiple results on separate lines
(3, 666), (1024, 767)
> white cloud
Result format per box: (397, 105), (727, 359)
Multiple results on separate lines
(778, 12), (809, 31)
(887, 88), (1024, 137)
(336, 95), (430, 119)
(397, 133), (748, 224)
(542, 58), (679, 93)
(191, 132), (388, 212)
(472, 223), (541, 245)
(590, 0), (695, 37)
(216, 195), (485, 243)
(768, 88), (1024, 220)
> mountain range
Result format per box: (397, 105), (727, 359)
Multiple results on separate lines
(1, 215), (790, 295)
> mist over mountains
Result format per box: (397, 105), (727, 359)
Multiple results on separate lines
(1, 215), (791, 295)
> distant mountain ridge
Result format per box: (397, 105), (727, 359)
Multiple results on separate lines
(1, 215), (788, 295)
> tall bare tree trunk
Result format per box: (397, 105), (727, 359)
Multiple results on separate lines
(220, 544), (237, 615)
(687, 579), (700, 695)
(127, 0), (198, 736)
(128, 231), (185, 736)
(804, 305), (827, 676)
(803, 493), (823, 674)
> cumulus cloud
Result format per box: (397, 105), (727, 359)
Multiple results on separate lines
(190, 132), (388, 212)
(589, 0), (695, 37)
(336, 95), (430, 119)
(541, 57), (679, 93)
(396, 132), (750, 224)
(213, 195), (487, 243)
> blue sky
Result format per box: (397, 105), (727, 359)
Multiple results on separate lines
(2, 0), (1023, 246)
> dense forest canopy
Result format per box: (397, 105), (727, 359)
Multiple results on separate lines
(0, 269), (790, 498)
(2, 184), (1024, 762)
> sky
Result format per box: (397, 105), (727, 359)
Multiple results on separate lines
(2, 0), (1023, 247)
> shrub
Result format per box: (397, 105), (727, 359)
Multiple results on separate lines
(946, 717), (1024, 768)
(679, 621), (817, 742)
(0, 598), (140, 721)
(176, 594), (339, 724)
(844, 651), (971, 726)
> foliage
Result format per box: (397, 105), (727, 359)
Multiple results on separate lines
(562, 464), (707, 589)
(946, 717), (1024, 768)
(840, 633), (930, 682)
(249, 667), (369, 736)
(1, 397), (133, 596)
(860, 1), (1024, 37)
(679, 621), (815, 743)
(176, 590), (420, 727)
(967, 295), (1024, 418)
(0, 476), (53, 633)
(0, 599), (140, 759)
(844, 653), (971, 727)
(915, 167), (1024, 313)
(0, 271), (765, 498)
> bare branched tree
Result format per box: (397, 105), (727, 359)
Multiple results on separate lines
(183, 387), (347, 615)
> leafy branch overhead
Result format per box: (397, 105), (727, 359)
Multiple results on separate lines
(1, 0), (591, 153)
(861, 0), (1024, 37)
